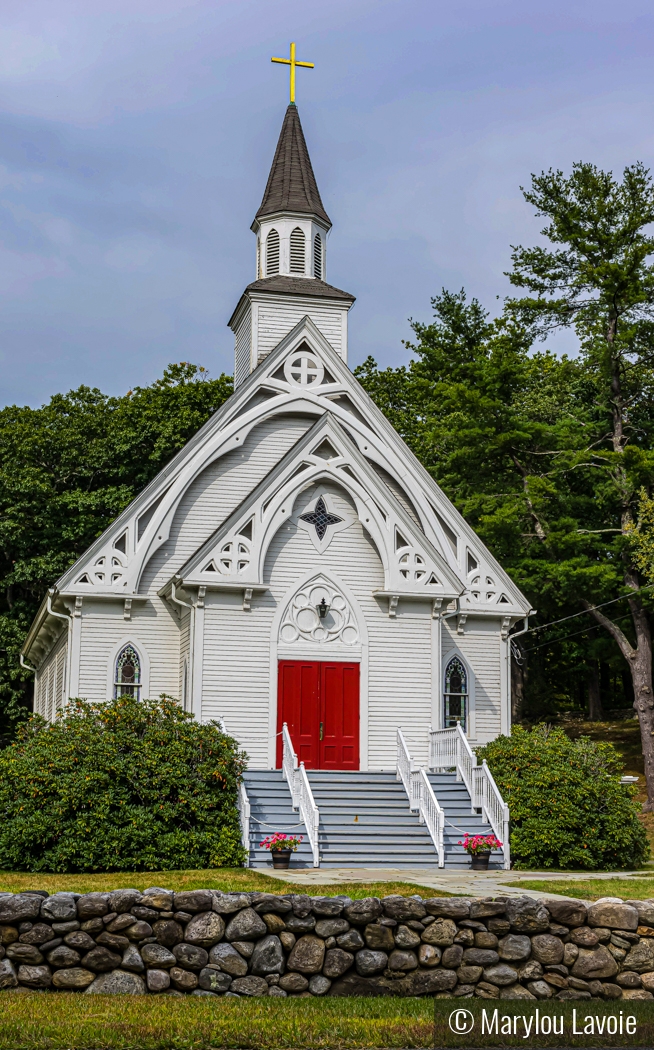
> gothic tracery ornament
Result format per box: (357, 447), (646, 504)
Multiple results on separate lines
(279, 577), (359, 647)
(299, 496), (343, 541)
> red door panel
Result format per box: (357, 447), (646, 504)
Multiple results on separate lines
(277, 661), (359, 770)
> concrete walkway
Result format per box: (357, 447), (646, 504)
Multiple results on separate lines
(262, 866), (653, 901)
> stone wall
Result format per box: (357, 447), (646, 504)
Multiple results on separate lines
(2, 888), (654, 999)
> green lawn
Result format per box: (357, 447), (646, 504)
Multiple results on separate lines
(507, 876), (654, 900)
(0, 868), (449, 900)
(1, 994), (654, 1049)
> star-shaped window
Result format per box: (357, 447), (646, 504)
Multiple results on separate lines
(299, 496), (343, 541)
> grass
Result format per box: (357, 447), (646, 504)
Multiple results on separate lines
(508, 876), (654, 900)
(0, 868), (449, 900)
(1, 994), (654, 1049)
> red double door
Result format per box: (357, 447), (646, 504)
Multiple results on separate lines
(276, 661), (360, 770)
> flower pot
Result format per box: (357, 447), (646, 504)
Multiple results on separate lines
(470, 850), (491, 871)
(271, 849), (292, 869)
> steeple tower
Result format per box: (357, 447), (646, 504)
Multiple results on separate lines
(229, 106), (355, 387)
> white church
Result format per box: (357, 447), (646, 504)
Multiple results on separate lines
(22, 99), (531, 867)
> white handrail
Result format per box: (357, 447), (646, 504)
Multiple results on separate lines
(237, 780), (251, 863)
(417, 767), (445, 868)
(429, 725), (511, 870)
(396, 728), (420, 812)
(281, 723), (320, 867)
(297, 762), (321, 868)
(281, 722), (300, 808)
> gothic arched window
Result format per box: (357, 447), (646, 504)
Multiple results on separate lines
(114, 644), (141, 700)
(266, 229), (280, 275)
(290, 227), (306, 273)
(444, 656), (467, 731)
(313, 234), (323, 278)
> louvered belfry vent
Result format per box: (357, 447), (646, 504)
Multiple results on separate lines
(266, 229), (280, 275)
(313, 234), (322, 278)
(290, 227), (306, 274)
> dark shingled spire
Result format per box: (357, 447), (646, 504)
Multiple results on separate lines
(255, 105), (331, 227)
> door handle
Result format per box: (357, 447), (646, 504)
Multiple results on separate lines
(319, 721), (324, 741)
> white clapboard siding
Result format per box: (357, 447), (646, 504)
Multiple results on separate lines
(442, 619), (502, 744)
(78, 599), (179, 702)
(34, 628), (68, 720)
(256, 300), (346, 361)
(179, 609), (191, 711)
(140, 415), (311, 595)
(234, 309), (252, 389)
(369, 462), (424, 532)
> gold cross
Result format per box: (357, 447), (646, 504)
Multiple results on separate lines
(271, 42), (314, 105)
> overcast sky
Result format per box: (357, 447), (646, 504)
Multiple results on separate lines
(1, 0), (653, 407)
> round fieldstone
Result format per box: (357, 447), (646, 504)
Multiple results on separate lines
(0, 895), (42, 924)
(108, 890), (141, 915)
(124, 921), (153, 941)
(41, 894), (77, 923)
(504, 898), (549, 934)
(421, 919), (457, 947)
(418, 944), (441, 968)
(363, 924), (394, 952)
(212, 893), (251, 915)
(173, 891), (213, 914)
(97, 931), (129, 953)
(388, 949), (418, 971)
(623, 940), (654, 974)
(251, 893), (293, 915)
(498, 934), (531, 962)
(519, 959), (544, 981)
(121, 945), (145, 973)
(394, 925), (421, 950)
(268, 985), (287, 996)
(141, 943), (176, 969)
(571, 946), (619, 980)
(17, 964), (52, 988)
(463, 947), (500, 968)
(310, 897), (347, 918)
(7, 944), (44, 966)
(528, 979), (554, 999)
(285, 915), (317, 934)
(225, 908), (267, 942)
(280, 931), (296, 952)
(622, 988), (654, 1000)
(544, 899), (587, 928)
(106, 914), (137, 933)
(184, 912), (225, 949)
(279, 972), (309, 992)
(381, 896), (426, 921)
(588, 902), (638, 931)
(457, 964), (482, 984)
(146, 969), (170, 992)
(323, 948), (354, 978)
(0, 926), (19, 946)
(336, 929), (364, 951)
(441, 945), (465, 969)
(531, 934), (564, 965)
(500, 983), (536, 1000)
(287, 935), (325, 975)
(564, 943), (580, 967)
(483, 964), (519, 987)
(250, 934), (284, 976)
(139, 889), (174, 912)
(262, 913), (287, 935)
(85, 969), (146, 995)
(0, 959), (18, 989)
(52, 967), (95, 989)
(208, 942), (247, 975)
(64, 930), (96, 953)
(425, 898), (471, 921)
(169, 966), (199, 991)
(231, 975), (269, 996)
(232, 941), (254, 958)
(76, 894), (109, 920)
(18, 923), (53, 945)
(309, 974), (331, 995)
(470, 900), (507, 920)
(47, 945), (81, 968)
(198, 967), (232, 992)
(475, 931), (499, 950)
(315, 918), (349, 938)
(96, 945), (137, 978)
(343, 899), (382, 926)
(355, 949), (387, 976)
(152, 920), (184, 947)
(617, 971), (642, 988)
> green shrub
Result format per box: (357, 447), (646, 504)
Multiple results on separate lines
(476, 724), (649, 870)
(0, 696), (247, 872)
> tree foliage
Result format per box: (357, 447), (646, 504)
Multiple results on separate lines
(0, 363), (233, 741)
(0, 696), (246, 873)
(477, 725), (648, 870)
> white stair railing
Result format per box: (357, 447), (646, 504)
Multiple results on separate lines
(281, 722), (320, 867)
(396, 729), (444, 866)
(429, 725), (511, 871)
(417, 767), (445, 868)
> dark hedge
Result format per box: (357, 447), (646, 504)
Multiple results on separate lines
(0, 696), (247, 872)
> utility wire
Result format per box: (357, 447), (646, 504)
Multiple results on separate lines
(522, 612), (634, 654)
(523, 585), (653, 636)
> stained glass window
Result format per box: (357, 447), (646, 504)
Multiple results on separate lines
(299, 496), (343, 541)
(114, 644), (141, 700)
(444, 656), (467, 730)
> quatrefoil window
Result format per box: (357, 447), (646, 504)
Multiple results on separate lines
(283, 351), (324, 387)
(218, 540), (250, 574)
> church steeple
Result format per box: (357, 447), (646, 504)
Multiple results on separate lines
(255, 105), (331, 228)
(229, 104), (355, 388)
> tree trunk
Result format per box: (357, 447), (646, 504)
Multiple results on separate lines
(587, 661), (603, 721)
